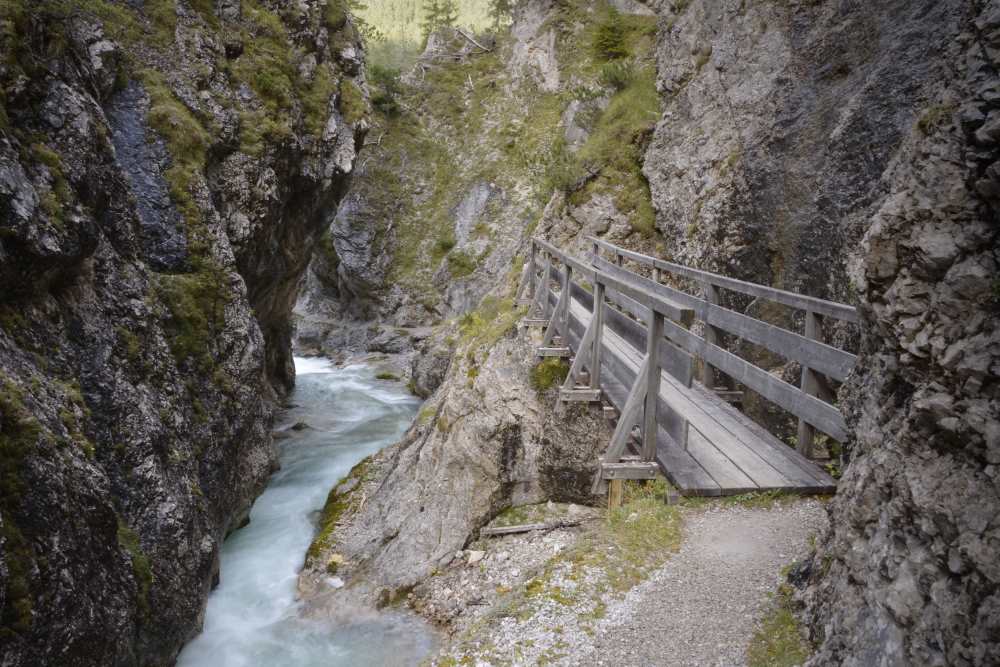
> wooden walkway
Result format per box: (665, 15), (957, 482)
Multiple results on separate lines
(515, 238), (855, 497)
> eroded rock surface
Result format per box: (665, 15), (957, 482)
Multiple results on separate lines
(0, 1), (366, 664)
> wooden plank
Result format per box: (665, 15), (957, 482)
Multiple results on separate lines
(538, 347), (571, 357)
(560, 388), (602, 402)
(604, 324), (802, 489)
(521, 318), (550, 327)
(643, 310), (665, 460)
(564, 290), (832, 495)
(659, 317), (849, 441)
(602, 462), (660, 480)
(588, 236), (859, 323)
(594, 256), (856, 382)
(683, 426), (759, 492)
(536, 238), (694, 324)
(696, 383), (835, 490)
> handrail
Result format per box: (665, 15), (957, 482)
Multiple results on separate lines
(527, 237), (857, 449)
(534, 238), (694, 325)
(588, 236), (859, 323)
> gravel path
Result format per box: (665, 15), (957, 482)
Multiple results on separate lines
(579, 500), (828, 667)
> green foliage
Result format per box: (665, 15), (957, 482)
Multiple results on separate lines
(302, 64), (338, 137)
(747, 583), (812, 667)
(420, 0), (458, 43)
(154, 260), (231, 372)
(458, 296), (523, 352)
(338, 78), (368, 123)
(305, 457), (371, 565)
(592, 7), (629, 61)
(369, 63), (403, 116)
(487, 0), (512, 32)
(375, 372), (400, 380)
(139, 69), (210, 231)
(529, 358), (569, 392)
(116, 519), (153, 615)
(598, 59), (635, 92)
(0, 378), (40, 638)
(447, 250), (476, 278)
(323, 0), (348, 31)
(917, 101), (957, 136)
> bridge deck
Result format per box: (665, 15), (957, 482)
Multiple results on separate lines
(564, 295), (836, 496)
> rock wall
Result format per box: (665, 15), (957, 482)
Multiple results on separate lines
(800, 2), (1000, 664)
(0, 1), (366, 664)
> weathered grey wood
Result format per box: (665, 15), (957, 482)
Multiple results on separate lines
(560, 388), (602, 402)
(701, 281), (721, 386)
(591, 359), (649, 494)
(602, 461), (660, 479)
(563, 302), (597, 391)
(536, 239), (693, 324)
(541, 267), (569, 348)
(552, 266), (837, 495)
(529, 241), (537, 299)
(480, 520), (585, 537)
(797, 311), (822, 458)
(593, 256), (856, 382)
(591, 281), (605, 390)
(589, 236), (859, 323)
(537, 347), (571, 357)
(532, 254), (551, 319)
(659, 316), (849, 442)
(643, 310), (664, 461)
(521, 318), (550, 327)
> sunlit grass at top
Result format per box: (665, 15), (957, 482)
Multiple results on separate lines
(358, 0), (492, 68)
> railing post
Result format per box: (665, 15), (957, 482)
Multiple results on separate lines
(643, 308), (663, 461)
(797, 311), (823, 458)
(561, 264), (572, 337)
(541, 253), (553, 319)
(591, 280), (605, 390)
(700, 281), (721, 387)
(528, 241), (537, 299)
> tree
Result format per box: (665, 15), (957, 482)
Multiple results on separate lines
(488, 0), (513, 32)
(592, 7), (629, 61)
(420, 0), (458, 44)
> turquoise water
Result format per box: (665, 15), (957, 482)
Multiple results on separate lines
(177, 358), (435, 667)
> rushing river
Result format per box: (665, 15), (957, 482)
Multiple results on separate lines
(177, 358), (436, 667)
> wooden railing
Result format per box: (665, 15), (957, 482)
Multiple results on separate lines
(587, 237), (858, 456)
(517, 238), (858, 471)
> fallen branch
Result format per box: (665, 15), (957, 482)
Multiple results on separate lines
(456, 28), (492, 52)
(480, 519), (586, 537)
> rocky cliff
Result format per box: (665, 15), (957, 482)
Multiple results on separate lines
(799, 2), (1000, 664)
(0, 1), (366, 664)
(299, 0), (998, 662)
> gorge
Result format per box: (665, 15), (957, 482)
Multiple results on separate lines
(1, 0), (998, 666)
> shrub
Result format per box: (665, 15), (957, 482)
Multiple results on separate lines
(530, 358), (569, 392)
(592, 8), (629, 61)
(369, 63), (402, 116)
(599, 60), (635, 92)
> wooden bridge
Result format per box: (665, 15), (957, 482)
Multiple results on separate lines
(515, 237), (857, 499)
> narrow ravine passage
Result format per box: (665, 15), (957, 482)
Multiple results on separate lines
(176, 358), (436, 667)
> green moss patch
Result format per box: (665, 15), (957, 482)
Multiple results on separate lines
(154, 260), (231, 371)
(747, 582), (812, 667)
(529, 358), (569, 392)
(116, 519), (153, 615)
(305, 457), (372, 566)
(0, 377), (41, 639)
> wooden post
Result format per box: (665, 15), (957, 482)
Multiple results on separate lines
(700, 281), (721, 387)
(608, 478), (624, 510)
(590, 281), (605, 390)
(797, 311), (823, 458)
(643, 309), (664, 461)
(528, 241), (537, 299)
(561, 264), (573, 338)
(540, 254), (553, 320)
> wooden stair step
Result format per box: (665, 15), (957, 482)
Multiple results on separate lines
(521, 318), (550, 327)
(559, 388), (602, 402)
(537, 347), (571, 357)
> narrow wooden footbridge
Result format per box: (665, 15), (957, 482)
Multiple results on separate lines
(515, 237), (858, 499)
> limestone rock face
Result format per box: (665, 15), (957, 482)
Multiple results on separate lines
(799, 3), (1000, 664)
(299, 331), (612, 605)
(0, 2), (365, 664)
